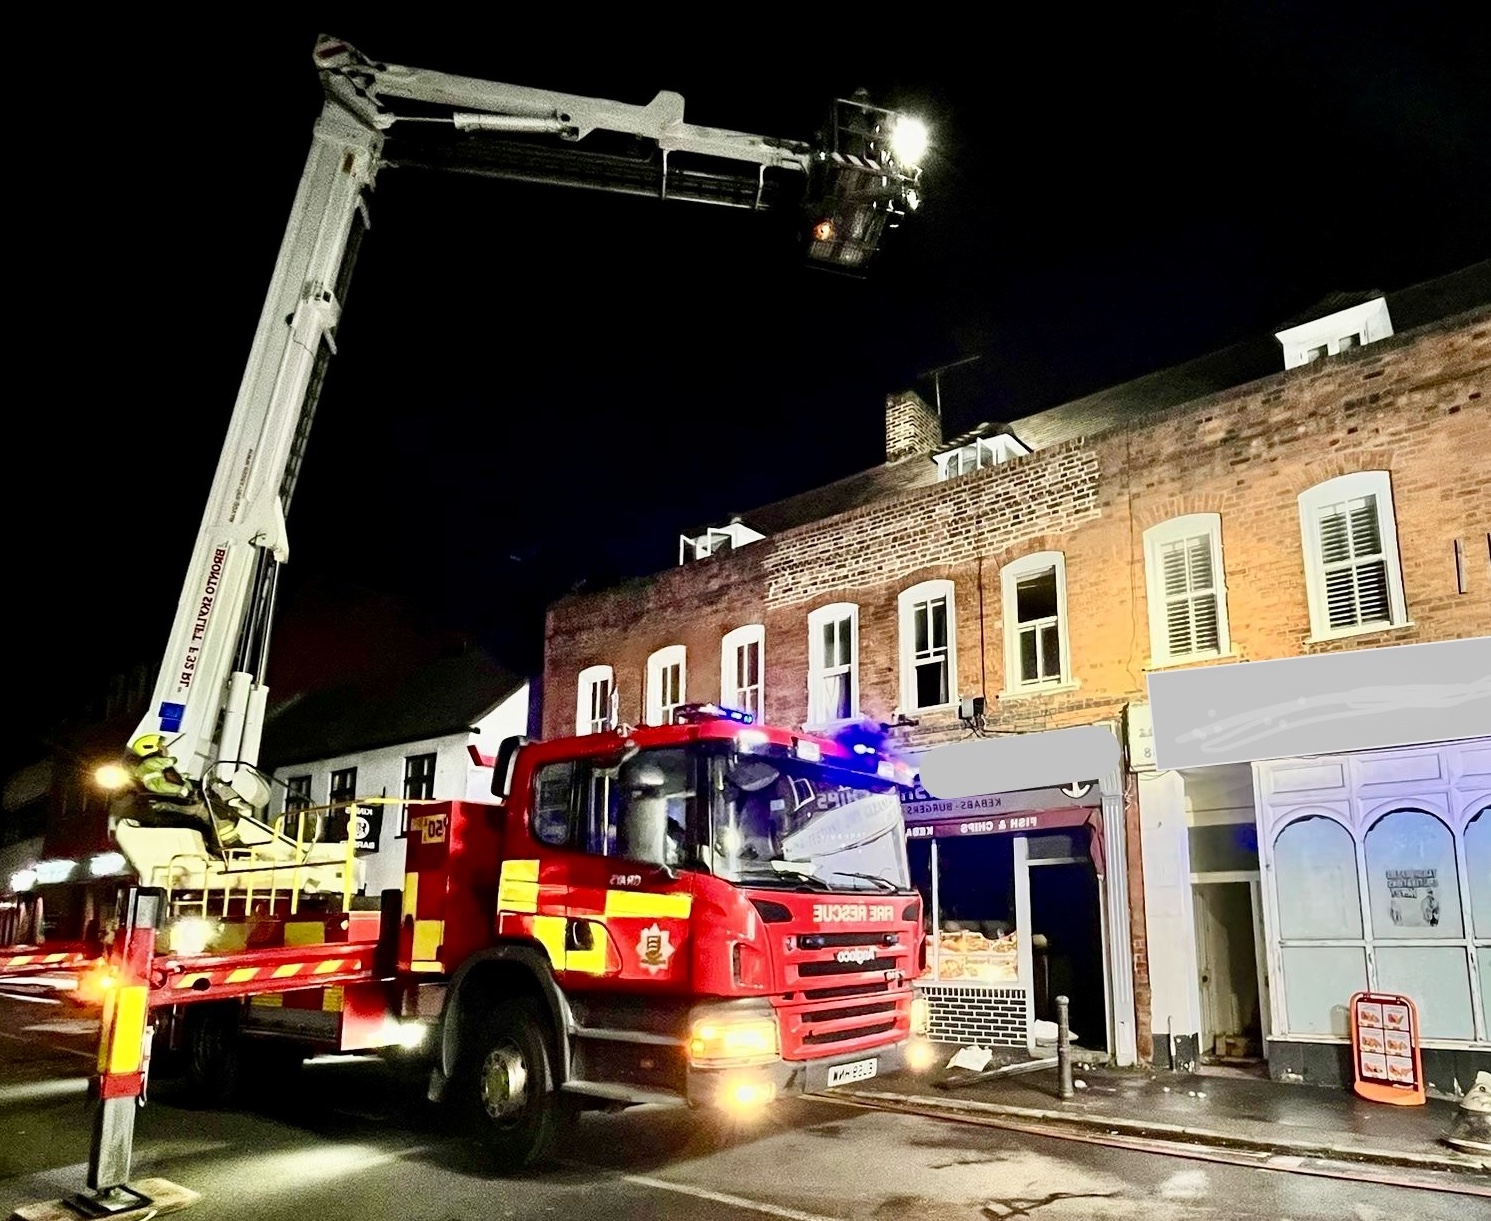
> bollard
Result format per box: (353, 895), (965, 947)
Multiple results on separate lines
(63, 886), (164, 1218)
(1055, 994), (1074, 1101)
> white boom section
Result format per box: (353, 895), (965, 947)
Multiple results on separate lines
(129, 101), (380, 798)
(131, 33), (919, 843)
(333, 46), (814, 171)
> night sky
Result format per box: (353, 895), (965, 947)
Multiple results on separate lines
(6, 8), (1487, 778)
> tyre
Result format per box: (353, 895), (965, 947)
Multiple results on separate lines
(184, 1002), (243, 1107)
(457, 996), (576, 1171)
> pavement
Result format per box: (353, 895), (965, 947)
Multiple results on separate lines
(821, 1043), (1491, 1177)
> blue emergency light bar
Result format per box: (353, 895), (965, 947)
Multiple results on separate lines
(672, 702), (755, 725)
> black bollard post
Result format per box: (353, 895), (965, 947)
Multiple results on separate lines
(1056, 994), (1074, 1101)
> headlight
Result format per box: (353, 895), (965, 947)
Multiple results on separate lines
(910, 995), (930, 1036)
(688, 1014), (780, 1067)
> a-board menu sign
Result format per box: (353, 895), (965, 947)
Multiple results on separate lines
(1348, 991), (1425, 1106)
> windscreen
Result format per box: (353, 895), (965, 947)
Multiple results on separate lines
(706, 750), (911, 894)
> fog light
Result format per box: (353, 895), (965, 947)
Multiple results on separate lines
(688, 1014), (780, 1067)
(907, 1039), (937, 1072)
(167, 917), (219, 957)
(383, 1020), (428, 1050)
(722, 1076), (776, 1110)
(910, 995), (929, 1036)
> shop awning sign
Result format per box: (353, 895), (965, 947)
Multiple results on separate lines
(903, 804), (1105, 875)
(904, 804), (1096, 839)
(914, 725), (1121, 800)
(901, 782), (1101, 820)
(1146, 637), (1491, 771)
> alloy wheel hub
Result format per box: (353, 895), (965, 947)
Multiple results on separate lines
(479, 1041), (530, 1121)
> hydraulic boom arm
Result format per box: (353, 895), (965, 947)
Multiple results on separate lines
(128, 34), (925, 837)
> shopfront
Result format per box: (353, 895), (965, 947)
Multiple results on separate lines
(1145, 639), (1491, 1092)
(903, 784), (1110, 1056)
(1252, 737), (1491, 1089)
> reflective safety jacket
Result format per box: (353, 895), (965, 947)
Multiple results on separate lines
(134, 752), (193, 800)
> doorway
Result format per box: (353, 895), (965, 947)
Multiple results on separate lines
(1027, 857), (1107, 1054)
(1192, 879), (1266, 1061)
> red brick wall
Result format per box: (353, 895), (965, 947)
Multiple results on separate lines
(546, 310), (1489, 740)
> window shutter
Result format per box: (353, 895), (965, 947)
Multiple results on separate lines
(1318, 495), (1391, 629)
(1160, 535), (1219, 655)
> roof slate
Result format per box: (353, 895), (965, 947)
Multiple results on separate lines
(259, 648), (528, 768)
(719, 259), (1491, 538)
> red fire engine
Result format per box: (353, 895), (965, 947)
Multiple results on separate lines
(132, 702), (927, 1167)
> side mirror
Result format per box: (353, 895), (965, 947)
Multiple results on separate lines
(492, 736), (530, 799)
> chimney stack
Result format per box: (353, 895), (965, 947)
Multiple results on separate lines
(884, 390), (942, 463)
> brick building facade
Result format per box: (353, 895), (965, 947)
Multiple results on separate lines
(543, 262), (1491, 1089)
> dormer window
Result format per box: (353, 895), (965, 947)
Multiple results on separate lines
(678, 519), (765, 565)
(1275, 296), (1393, 370)
(933, 433), (1031, 481)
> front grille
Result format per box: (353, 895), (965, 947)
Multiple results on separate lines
(802, 1020), (896, 1045)
(803, 1001), (897, 1024)
(802, 981), (889, 1001)
(799, 932), (898, 948)
(797, 956), (898, 977)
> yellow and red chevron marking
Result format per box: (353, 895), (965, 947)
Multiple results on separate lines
(149, 941), (378, 1008)
(0, 949), (96, 976)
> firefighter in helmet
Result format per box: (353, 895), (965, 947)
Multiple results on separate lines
(114, 734), (241, 851)
(130, 734), (193, 801)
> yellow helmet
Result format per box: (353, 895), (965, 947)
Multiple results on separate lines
(131, 733), (166, 757)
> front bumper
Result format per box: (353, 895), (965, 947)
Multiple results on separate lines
(685, 1037), (909, 1108)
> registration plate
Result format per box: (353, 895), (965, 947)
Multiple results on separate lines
(826, 1057), (879, 1087)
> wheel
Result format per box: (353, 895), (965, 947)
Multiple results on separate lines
(184, 1002), (243, 1107)
(456, 996), (576, 1171)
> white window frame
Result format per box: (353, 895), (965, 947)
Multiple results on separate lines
(806, 602), (860, 728)
(575, 664), (615, 735)
(678, 521), (766, 564)
(1262, 804), (1490, 1045)
(720, 624), (766, 720)
(1142, 513), (1232, 667)
(897, 579), (958, 713)
(999, 551), (1075, 696)
(399, 751), (437, 837)
(645, 646), (687, 726)
(934, 434), (1031, 481)
(1297, 471), (1409, 643)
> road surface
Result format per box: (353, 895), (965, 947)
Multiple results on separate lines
(0, 991), (1482, 1220)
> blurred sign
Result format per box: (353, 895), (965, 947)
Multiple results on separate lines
(915, 725), (1120, 800)
(351, 805), (382, 855)
(1348, 991), (1425, 1106)
(1146, 638), (1491, 770)
(901, 781), (1101, 819)
(1126, 702), (1156, 771)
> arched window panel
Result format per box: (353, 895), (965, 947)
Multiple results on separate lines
(1363, 809), (1463, 939)
(897, 579), (957, 713)
(720, 625), (765, 720)
(1273, 815), (1363, 940)
(575, 665), (615, 735)
(1467, 806), (1491, 939)
(645, 645), (687, 727)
